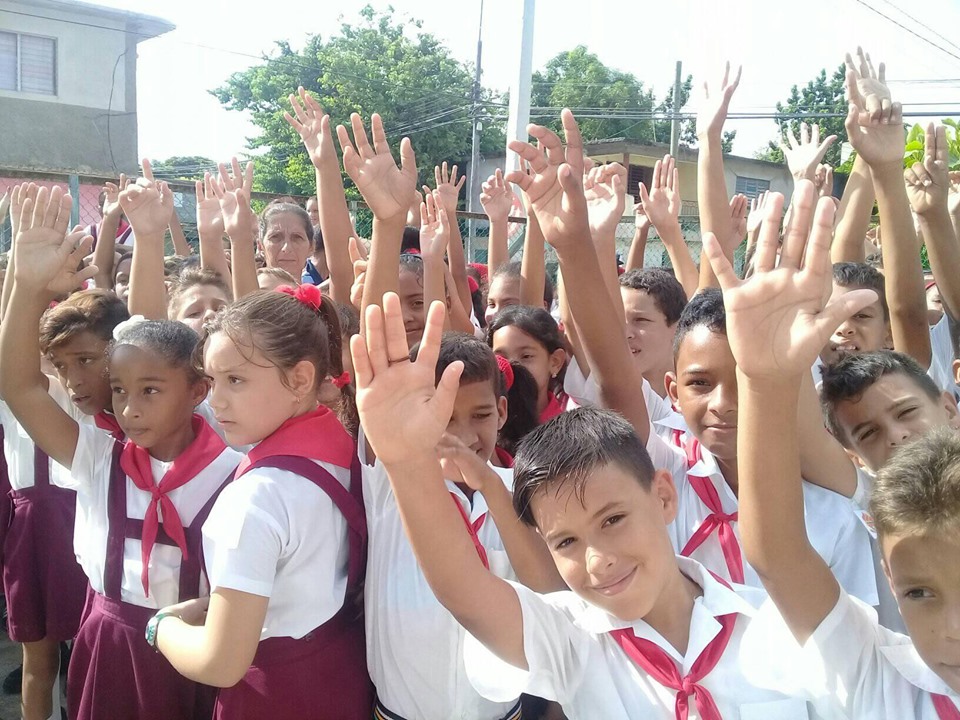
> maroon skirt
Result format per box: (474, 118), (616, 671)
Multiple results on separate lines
(4, 487), (86, 642)
(214, 606), (372, 720)
(68, 592), (216, 720)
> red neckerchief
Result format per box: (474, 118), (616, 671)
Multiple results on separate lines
(933, 694), (960, 719)
(235, 405), (354, 477)
(94, 411), (125, 441)
(674, 435), (744, 584)
(539, 393), (564, 424)
(609, 573), (738, 720)
(119, 415), (225, 597)
(450, 493), (488, 569)
(494, 446), (514, 468)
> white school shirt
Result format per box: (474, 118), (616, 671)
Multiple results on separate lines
(359, 433), (521, 720)
(646, 431), (879, 606)
(463, 556), (817, 719)
(202, 458), (351, 640)
(55, 422), (242, 609)
(928, 314), (958, 396)
(744, 589), (960, 719)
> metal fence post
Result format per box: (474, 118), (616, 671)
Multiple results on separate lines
(69, 174), (80, 229)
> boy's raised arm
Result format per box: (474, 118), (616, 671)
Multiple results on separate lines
(195, 174), (232, 290)
(640, 155), (698, 299)
(122, 160), (173, 321)
(92, 176), (125, 290)
(705, 181), (877, 642)
(351, 295), (526, 668)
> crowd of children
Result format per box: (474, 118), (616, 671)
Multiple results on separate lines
(0, 45), (958, 719)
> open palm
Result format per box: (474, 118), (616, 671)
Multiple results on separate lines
(14, 187), (92, 292)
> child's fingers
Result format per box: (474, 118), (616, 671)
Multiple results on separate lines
(507, 139), (547, 174)
(350, 334), (374, 389)
(399, 137), (417, 176)
(702, 233), (740, 291)
(54, 193), (73, 236)
(415, 300), (448, 373)
(753, 192), (785, 274)
(381, 292), (411, 363)
(363, 302), (389, 370)
(780, 181), (816, 270)
(335, 124), (355, 156)
(32, 186), (50, 229)
(528, 125), (565, 167)
(817, 289), (879, 342)
(431, 361), (464, 434)
(371, 113), (390, 157)
(800, 196), (837, 276)
(350, 113), (373, 159)
(142, 158), (155, 182)
(560, 109), (584, 171)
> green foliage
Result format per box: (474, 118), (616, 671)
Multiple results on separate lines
(903, 120), (960, 170)
(150, 156), (216, 181)
(211, 6), (504, 195)
(757, 65), (848, 167)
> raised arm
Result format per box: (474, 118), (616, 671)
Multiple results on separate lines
(2, 183), (35, 320)
(480, 169), (512, 275)
(0, 187), (95, 469)
(778, 122), (837, 187)
(519, 203), (547, 310)
(123, 160), (174, 321)
(419, 190), (451, 322)
(213, 160), (259, 301)
(195, 173), (232, 291)
(506, 111), (651, 441)
(831, 155), (875, 263)
(584, 163), (627, 318)
(285, 89), (356, 305)
(92, 175), (126, 290)
(640, 155), (698, 298)
(168, 205), (192, 257)
(352, 295), (526, 668)
(431, 163), (472, 316)
(705, 181), (876, 642)
(625, 204), (650, 272)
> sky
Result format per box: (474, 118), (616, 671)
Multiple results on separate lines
(92, 0), (960, 162)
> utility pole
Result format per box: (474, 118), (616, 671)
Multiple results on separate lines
(505, 0), (536, 214)
(466, 0), (485, 263)
(669, 60), (682, 158)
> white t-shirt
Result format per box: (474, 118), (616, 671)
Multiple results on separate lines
(360, 433), (521, 720)
(464, 556), (817, 719)
(56, 423), (241, 609)
(647, 431), (879, 606)
(202, 458), (351, 640)
(928, 314), (958, 395)
(746, 589), (960, 718)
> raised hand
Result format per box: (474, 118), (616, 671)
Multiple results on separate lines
(845, 46), (891, 117)
(727, 193), (748, 251)
(638, 154), (680, 231)
(844, 51), (904, 168)
(47, 227), (97, 296)
(432, 162), (465, 215)
(778, 123), (837, 182)
(696, 62), (742, 141)
(479, 169), (514, 223)
(504, 109), (591, 253)
(351, 293), (461, 465)
(101, 174), (128, 219)
(284, 87), (334, 169)
(419, 190), (450, 260)
(746, 191), (770, 234)
(10, 183), (38, 239)
(814, 164), (834, 199)
(703, 181), (877, 380)
(195, 172), (225, 239)
(119, 160), (174, 237)
(904, 123), (949, 217)
(337, 113), (417, 222)
(584, 163), (626, 239)
(211, 160), (257, 244)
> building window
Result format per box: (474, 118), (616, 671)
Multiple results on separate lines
(735, 176), (770, 199)
(0, 31), (57, 95)
(626, 164), (654, 199)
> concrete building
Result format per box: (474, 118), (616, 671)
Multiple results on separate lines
(0, 0), (173, 176)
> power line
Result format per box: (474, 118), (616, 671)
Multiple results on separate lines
(852, 0), (960, 65)
(875, 0), (960, 57)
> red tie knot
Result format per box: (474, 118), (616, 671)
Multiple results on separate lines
(716, 512), (737, 523)
(680, 677), (697, 695)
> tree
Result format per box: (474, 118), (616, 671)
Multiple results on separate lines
(757, 65), (847, 167)
(150, 156), (217, 181)
(211, 6), (504, 195)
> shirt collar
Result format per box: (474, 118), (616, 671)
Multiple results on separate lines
(879, 642), (960, 697)
(654, 412), (688, 432)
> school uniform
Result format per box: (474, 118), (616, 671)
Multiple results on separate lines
(360, 433), (523, 720)
(928, 314), (958, 396)
(56, 416), (241, 720)
(203, 406), (373, 720)
(646, 430), (879, 606)
(745, 589), (960, 719)
(463, 555), (818, 719)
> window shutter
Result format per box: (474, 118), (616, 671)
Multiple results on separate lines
(19, 34), (56, 95)
(0, 32), (16, 91)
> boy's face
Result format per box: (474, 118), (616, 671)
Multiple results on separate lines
(621, 288), (676, 377)
(48, 331), (112, 416)
(831, 372), (960, 472)
(532, 462), (679, 620)
(820, 284), (890, 366)
(446, 379), (507, 464)
(881, 530), (960, 693)
(666, 326), (738, 462)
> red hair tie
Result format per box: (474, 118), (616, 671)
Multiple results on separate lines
(467, 275), (480, 294)
(331, 371), (351, 389)
(496, 354), (514, 391)
(276, 283), (322, 312)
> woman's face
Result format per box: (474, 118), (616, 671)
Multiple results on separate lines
(260, 212), (311, 279)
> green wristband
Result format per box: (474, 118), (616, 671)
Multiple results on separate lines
(145, 611), (174, 651)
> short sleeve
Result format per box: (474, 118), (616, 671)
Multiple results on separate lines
(825, 501), (879, 606)
(646, 430), (687, 484)
(464, 583), (591, 705)
(927, 315), (956, 393)
(58, 422), (117, 492)
(202, 474), (287, 597)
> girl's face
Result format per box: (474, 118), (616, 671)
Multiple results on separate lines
(260, 212), (311, 279)
(204, 331), (314, 447)
(170, 284), (230, 336)
(492, 325), (565, 412)
(485, 275), (521, 326)
(398, 268), (426, 351)
(108, 344), (207, 460)
(114, 257), (132, 303)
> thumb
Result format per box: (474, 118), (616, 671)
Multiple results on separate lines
(399, 137), (417, 176)
(702, 233), (740, 291)
(348, 236), (362, 264)
(815, 289), (878, 340)
(430, 360), (464, 429)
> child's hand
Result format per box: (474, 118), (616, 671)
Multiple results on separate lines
(352, 293), (462, 466)
(284, 87), (334, 170)
(479, 169), (514, 223)
(13, 187), (96, 293)
(101, 174), (128, 220)
(844, 51), (903, 169)
(195, 173), (225, 239)
(212, 160), (257, 245)
(584, 163), (626, 239)
(436, 432), (501, 493)
(727, 193), (748, 251)
(406, 189), (424, 228)
(10, 183), (38, 239)
(845, 47), (890, 112)
(814, 164), (834, 199)
(119, 160), (174, 238)
(778, 123), (837, 182)
(696, 62), (742, 141)
(638, 155), (680, 232)
(704, 181), (877, 381)
(419, 190), (450, 261)
(433, 162), (465, 215)
(746, 191), (770, 234)
(504, 109), (591, 254)
(904, 124), (949, 217)
(159, 596), (210, 627)
(633, 203), (651, 233)
(348, 237), (368, 310)
(337, 114), (417, 222)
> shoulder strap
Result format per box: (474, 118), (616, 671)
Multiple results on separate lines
(245, 454), (367, 592)
(103, 440), (128, 600)
(180, 465), (237, 601)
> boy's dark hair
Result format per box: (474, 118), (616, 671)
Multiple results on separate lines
(871, 426), (960, 538)
(401, 226), (421, 254)
(673, 288), (726, 361)
(39, 289), (130, 354)
(112, 319), (204, 383)
(492, 260), (555, 309)
(486, 305), (569, 393)
(619, 268), (687, 325)
(168, 267), (230, 315)
(820, 350), (941, 446)
(513, 407), (656, 527)
(833, 262), (888, 320)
